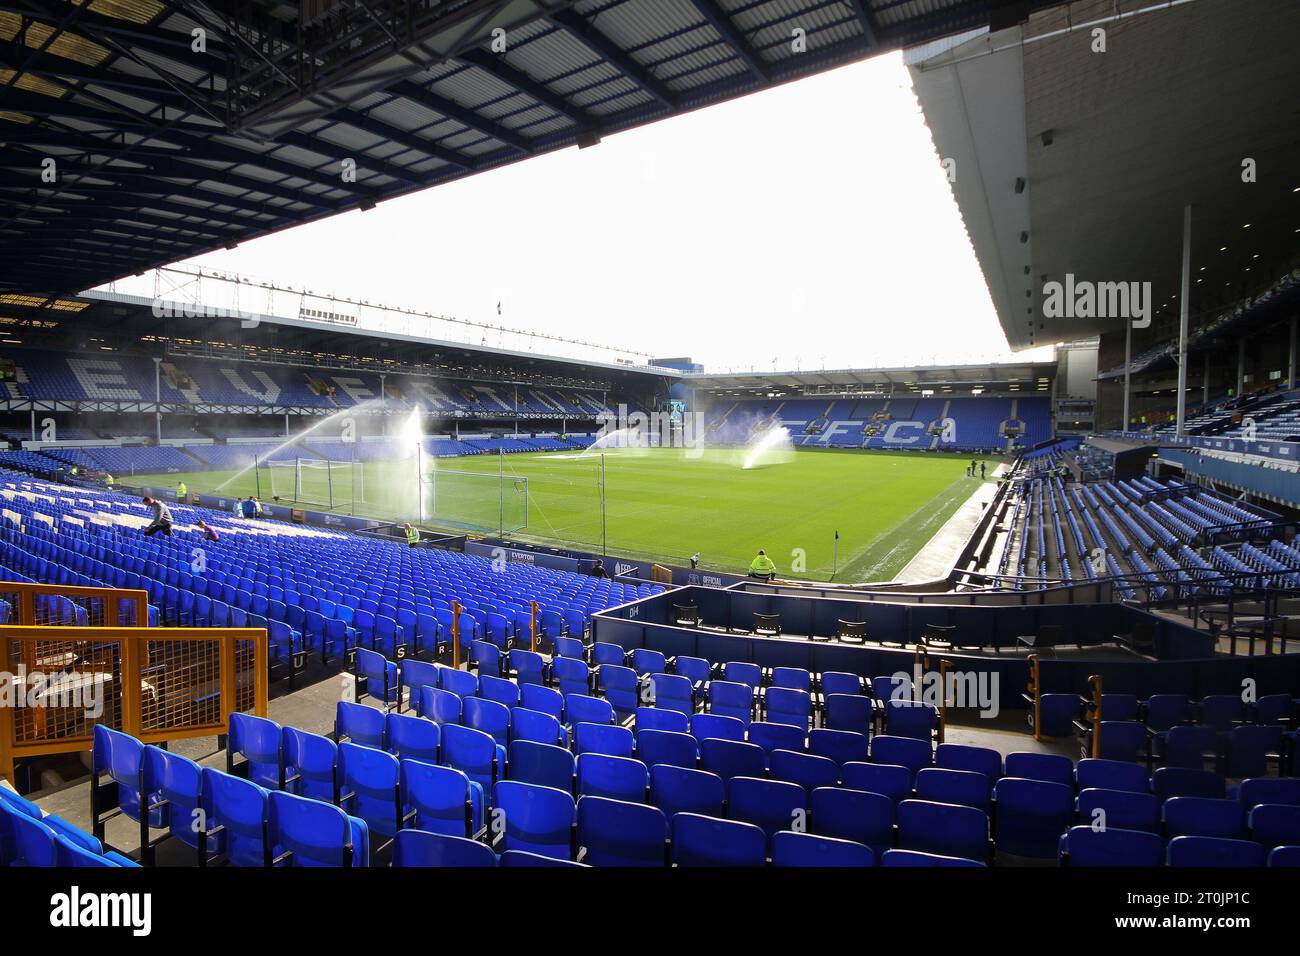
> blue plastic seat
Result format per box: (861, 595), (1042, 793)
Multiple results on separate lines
(884, 700), (937, 741)
(511, 707), (567, 747)
(1098, 693), (1139, 722)
(673, 655), (712, 690)
(501, 848), (588, 867)
(1160, 724), (1218, 770)
(637, 729), (699, 770)
(267, 790), (368, 867)
(636, 707), (688, 734)
(335, 700), (385, 749)
(552, 635), (584, 660)
(1032, 694), (1077, 737)
(691, 712), (747, 742)
(470, 639), (502, 678)
(1095, 721), (1149, 763)
(400, 759), (484, 838)
(869, 735), (932, 779)
(1268, 846), (1300, 867)
(1004, 751), (1073, 786)
(707, 680), (754, 725)
(508, 740), (575, 793)
(897, 798), (988, 863)
(1075, 757), (1149, 794)
(935, 743), (1002, 790)
(1226, 725), (1283, 778)
(765, 687), (811, 732)
(821, 671), (862, 697)
(1144, 693), (1190, 733)
(649, 673), (694, 715)
(420, 687), (462, 728)
(355, 647), (398, 709)
(916, 767), (989, 812)
(650, 764), (725, 819)
(590, 642), (625, 668)
(522, 683), (564, 722)
(993, 777), (1074, 858)
(393, 829), (497, 867)
(439, 667), (478, 700)
(398, 659), (441, 711)
(509, 649), (546, 686)
(1248, 803), (1300, 848)
(463, 696), (511, 748)
(631, 648), (667, 677)
(769, 666), (810, 691)
(700, 737), (767, 782)
(200, 768), (269, 867)
(772, 830), (872, 867)
(337, 741), (401, 842)
(671, 812), (766, 867)
(1238, 777), (1300, 809)
(278, 727), (338, 805)
(493, 780), (575, 861)
(577, 753), (649, 802)
(227, 712), (283, 789)
(770, 748), (839, 794)
(841, 761), (911, 806)
(92, 725), (164, 840)
(881, 848), (985, 867)
(727, 775), (805, 838)
(1152, 767), (1226, 802)
(599, 663), (640, 715)
(385, 712), (440, 764)
(441, 724), (505, 794)
(1198, 694), (1246, 732)
(1167, 835), (1264, 867)
(141, 746), (205, 865)
(1163, 796), (1247, 840)
(723, 661), (762, 690)
(1077, 787), (1160, 833)
(574, 722), (634, 758)
(811, 786), (893, 856)
(478, 673), (522, 709)
(825, 693), (872, 736)
(576, 795), (668, 867)
(565, 693), (614, 728)
(1, 809), (58, 866)
(1059, 825), (1163, 867)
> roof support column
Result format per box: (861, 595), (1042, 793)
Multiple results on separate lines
(1202, 352), (1210, 406)
(1289, 315), (1297, 389)
(1175, 204), (1192, 437)
(1122, 316), (1132, 431)
(153, 357), (162, 444)
(1236, 339), (1246, 400)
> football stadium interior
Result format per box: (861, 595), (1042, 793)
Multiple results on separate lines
(1, 0), (1299, 899)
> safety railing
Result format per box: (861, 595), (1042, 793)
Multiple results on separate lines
(0, 582), (268, 782)
(0, 580), (149, 628)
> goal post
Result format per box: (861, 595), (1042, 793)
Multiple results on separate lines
(422, 470), (528, 534)
(266, 457), (346, 509)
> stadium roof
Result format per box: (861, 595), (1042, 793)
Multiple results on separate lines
(1, 0), (1069, 296)
(0, 283), (675, 385)
(685, 357), (1057, 392)
(910, 0), (1300, 350)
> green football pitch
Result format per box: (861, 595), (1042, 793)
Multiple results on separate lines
(134, 448), (999, 582)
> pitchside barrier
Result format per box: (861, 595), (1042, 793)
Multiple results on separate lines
(0, 580), (267, 784)
(592, 588), (1299, 709)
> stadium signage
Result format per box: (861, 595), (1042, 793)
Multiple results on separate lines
(1041, 273), (1152, 328)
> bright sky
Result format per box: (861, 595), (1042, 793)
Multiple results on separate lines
(179, 51), (1051, 373)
